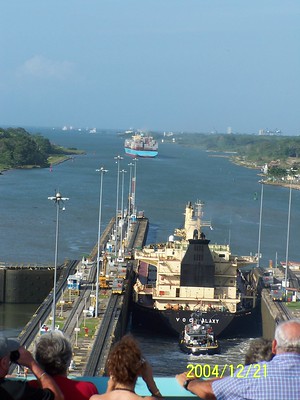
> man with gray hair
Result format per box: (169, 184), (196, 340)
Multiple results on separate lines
(176, 319), (300, 399)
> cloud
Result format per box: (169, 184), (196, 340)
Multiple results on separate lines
(17, 55), (74, 80)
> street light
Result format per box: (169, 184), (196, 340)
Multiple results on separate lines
(256, 182), (264, 268)
(131, 157), (138, 216)
(120, 169), (127, 220)
(114, 155), (123, 256)
(127, 162), (134, 217)
(95, 166), (108, 318)
(284, 183), (292, 299)
(126, 162), (134, 243)
(48, 191), (69, 331)
(119, 169), (127, 258)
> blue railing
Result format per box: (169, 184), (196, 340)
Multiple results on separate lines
(75, 376), (196, 399)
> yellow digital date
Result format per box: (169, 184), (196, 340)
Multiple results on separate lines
(186, 363), (267, 378)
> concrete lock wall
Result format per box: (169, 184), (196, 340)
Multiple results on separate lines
(0, 269), (6, 303)
(2, 269), (54, 304)
(261, 290), (277, 340)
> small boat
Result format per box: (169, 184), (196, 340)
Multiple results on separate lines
(179, 311), (220, 355)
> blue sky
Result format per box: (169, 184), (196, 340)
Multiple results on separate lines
(0, 1), (299, 134)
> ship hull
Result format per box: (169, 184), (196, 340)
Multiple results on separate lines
(125, 147), (158, 158)
(179, 342), (220, 356)
(131, 301), (261, 338)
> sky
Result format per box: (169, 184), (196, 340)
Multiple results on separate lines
(0, 1), (299, 135)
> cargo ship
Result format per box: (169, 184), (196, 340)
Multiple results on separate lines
(124, 133), (158, 158)
(132, 201), (260, 338)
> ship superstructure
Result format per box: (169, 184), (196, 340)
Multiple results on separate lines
(132, 201), (259, 337)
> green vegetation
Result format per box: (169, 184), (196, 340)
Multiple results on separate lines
(176, 133), (300, 166)
(285, 300), (300, 310)
(0, 127), (84, 171)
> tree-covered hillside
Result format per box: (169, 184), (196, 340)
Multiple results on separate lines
(0, 127), (81, 170)
(176, 133), (300, 165)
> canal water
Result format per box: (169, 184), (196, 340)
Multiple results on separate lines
(1, 127), (299, 375)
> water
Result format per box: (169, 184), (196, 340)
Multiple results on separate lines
(1, 127), (300, 375)
(132, 327), (251, 377)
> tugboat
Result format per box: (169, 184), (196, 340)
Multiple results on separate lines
(179, 311), (220, 355)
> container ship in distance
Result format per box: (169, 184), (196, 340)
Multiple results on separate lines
(124, 133), (158, 158)
(132, 201), (260, 338)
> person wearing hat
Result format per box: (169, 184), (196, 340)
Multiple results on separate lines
(0, 336), (64, 400)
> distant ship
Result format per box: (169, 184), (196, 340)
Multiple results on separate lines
(132, 201), (260, 338)
(124, 133), (158, 158)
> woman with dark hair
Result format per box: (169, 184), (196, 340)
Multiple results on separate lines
(90, 334), (163, 400)
(30, 331), (98, 400)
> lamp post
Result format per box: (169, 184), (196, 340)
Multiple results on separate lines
(95, 167), (108, 318)
(114, 155), (123, 256)
(127, 162), (134, 217)
(284, 183), (292, 299)
(126, 162), (134, 242)
(120, 169), (127, 220)
(131, 157), (138, 216)
(119, 169), (127, 258)
(48, 191), (69, 331)
(256, 182), (264, 268)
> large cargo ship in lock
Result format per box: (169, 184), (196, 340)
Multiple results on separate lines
(132, 201), (261, 338)
(124, 133), (158, 158)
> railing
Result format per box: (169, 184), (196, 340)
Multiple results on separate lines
(73, 376), (196, 399)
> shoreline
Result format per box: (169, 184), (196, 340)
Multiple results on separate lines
(212, 154), (300, 191)
(228, 156), (300, 191)
(0, 153), (83, 175)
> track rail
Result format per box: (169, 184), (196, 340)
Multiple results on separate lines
(84, 294), (119, 376)
(273, 300), (293, 322)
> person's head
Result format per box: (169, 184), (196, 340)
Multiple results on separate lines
(0, 336), (20, 376)
(106, 334), (144, 386)
(273, 319), (300, 355)
(34, 331), (72, 375)
(245, 338), (274, 365)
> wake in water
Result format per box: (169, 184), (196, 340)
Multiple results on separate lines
(132, 327), (254, 376)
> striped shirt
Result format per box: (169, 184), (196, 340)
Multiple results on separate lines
(212, 353), (300, 400)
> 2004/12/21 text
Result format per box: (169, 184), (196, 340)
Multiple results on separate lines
(187, 363), (267, 379)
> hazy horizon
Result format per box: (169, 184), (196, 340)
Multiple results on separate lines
(1, 1), (299, 135)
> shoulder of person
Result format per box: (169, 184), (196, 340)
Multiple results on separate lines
(76, 379), (98, 393)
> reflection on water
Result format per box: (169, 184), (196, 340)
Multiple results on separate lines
(0, 303), (39, 337)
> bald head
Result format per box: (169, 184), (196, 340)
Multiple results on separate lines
(273, 319), (300, 354)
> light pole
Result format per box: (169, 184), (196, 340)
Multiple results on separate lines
(132, 157), (138, 216)
(114, 155), (123, 256)
(48, 191), (69, 331)
(120, 169), (127, 220)
(257, 182), (264, 268)
(95, 167), (108, 318)
(284, 183), (292, 299)
(126, 162), (134, 242)
(119, 169), (127, 258)
(127, 162), (134, 217)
